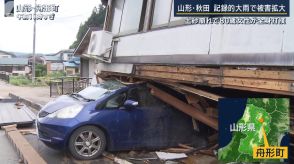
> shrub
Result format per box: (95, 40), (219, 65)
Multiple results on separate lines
(35, 64), (47, 77)
(9, 75), (31, 86)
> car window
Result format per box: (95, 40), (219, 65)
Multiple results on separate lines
(105, 93), (126, 109)
(128, 88), (139, 102)
(78, 81), (126, 100)
(78, 86), (108, 100)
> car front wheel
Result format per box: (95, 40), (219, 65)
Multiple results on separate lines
(69, 126), (106, 160)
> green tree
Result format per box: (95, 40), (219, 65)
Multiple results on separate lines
(35, 64), (47, 77)
(70, 4), (106, 49)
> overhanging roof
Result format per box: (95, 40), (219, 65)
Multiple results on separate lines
(63, 62), (76, 67)
(0, 50), (16, 57)
(43, 55), (61, 61)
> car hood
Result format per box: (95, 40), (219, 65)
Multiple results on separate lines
(41, 95), (85, 114)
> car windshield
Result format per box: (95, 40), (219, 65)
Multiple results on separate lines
(77, 80), (126, 100)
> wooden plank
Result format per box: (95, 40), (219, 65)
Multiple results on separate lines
(162, 82), (222, 101)
(223, 77), (294, 92)
(206, 107), (218, 118)
(223, 69), (294, 80)
(3, 125), (46, 164)
(223, 85), (294, 96)
(101, 65), (294, 95)
(136, 70), (221, 85)
(163, 148), (191, 153)
(148, 84), (218, 130)
(178, 144), (194, 150)
(137, 65), (294, 81)
(185, 93), (201, 106)
(136, 65), (221, 76)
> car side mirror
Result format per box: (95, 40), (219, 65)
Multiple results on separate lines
(123, 100), (139, 109)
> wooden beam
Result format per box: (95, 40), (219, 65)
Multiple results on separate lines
(162, 82), (223, 101)
(223, 84), (294, 96)
(148, 84), (218, 130)
(185, 93), (201, 106)
(101, 65), (294, 95)
(206, 107), (218, 118)
(223, 69), (294, 81)
(136, 70), (221, 85)
(3, 125), (46, 164)
(223, 77), (294, 92)
(136, 65), (221, 76)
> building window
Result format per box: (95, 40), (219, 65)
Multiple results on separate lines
(119, 0), (144, 34)
(107, 0), (187, 35)
(151, 0), (173, 28)
(110, 0), (125, 34)
(169, 0), (185, 26)
(14, 66), (24, 71)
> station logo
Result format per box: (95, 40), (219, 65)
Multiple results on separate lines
(218, 98), (290, 162)
(4, 0), (14, 17)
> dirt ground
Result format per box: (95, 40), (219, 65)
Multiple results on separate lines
(0, 80), (54, 105)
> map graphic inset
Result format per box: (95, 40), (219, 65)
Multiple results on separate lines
(218, 98), (289, 162)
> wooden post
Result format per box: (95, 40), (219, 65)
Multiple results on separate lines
(61, 78), (64, 95)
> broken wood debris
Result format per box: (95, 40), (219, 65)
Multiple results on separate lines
(178, 144), (194, 150)
(156, 152), (187, 161)
(163, 148), (192, 154)
(103, 152), (133, 164)
(19, 129), (37, 135)
(198, 150), (216, 157)
(133, 65), (294, 95)
(161, 82), (222, 101)
(2, 124), (46, 164)
(148, 84), (218, 130)
(127, 157), (158, 161)
(163, 145), (209, 155)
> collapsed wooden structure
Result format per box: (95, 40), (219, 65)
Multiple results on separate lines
(98, 64), (294, 160)
(99, 65), (294, 96)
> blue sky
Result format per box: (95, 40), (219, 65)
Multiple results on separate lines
(0, 0), (101, 54)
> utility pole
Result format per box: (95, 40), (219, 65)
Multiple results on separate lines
(32, 0), (37, 83)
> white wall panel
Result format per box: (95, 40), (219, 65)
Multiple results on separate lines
(210, 24), (285, 54)
(115, 2), (293, 57)
(116, 25), (212, 56)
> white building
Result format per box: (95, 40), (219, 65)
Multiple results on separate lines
(77, 0), (294, 95)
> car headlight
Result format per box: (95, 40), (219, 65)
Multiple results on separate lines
(47, 105), (83, 119)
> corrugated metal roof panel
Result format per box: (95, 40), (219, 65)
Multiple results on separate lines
(0, 99), (36, 126)
(0, 58), (28, 65)
(63, 61), (78, 67)
(43, 55), (61, 61)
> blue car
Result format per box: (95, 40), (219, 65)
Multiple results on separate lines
(36, 81), (206, 160)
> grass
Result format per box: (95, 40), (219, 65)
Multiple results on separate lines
(10, 75), (33, 86)
(9, 71), (80, 87)
(9, 75), (46, 86)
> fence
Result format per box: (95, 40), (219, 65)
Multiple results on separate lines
(0, 73), (9, 83)
(49, 77), (92, 97)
